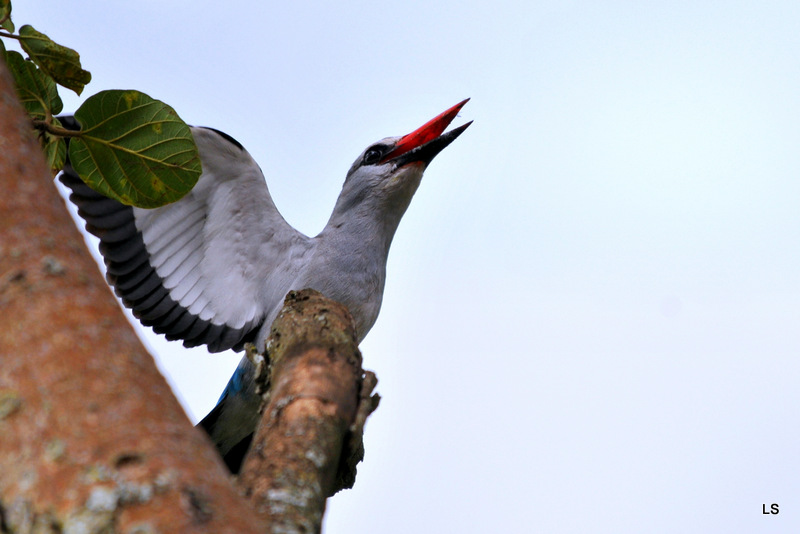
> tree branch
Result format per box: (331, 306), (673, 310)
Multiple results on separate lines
(237, 289), (380, 533)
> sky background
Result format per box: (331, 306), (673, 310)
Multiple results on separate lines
(12, 1), (800, 532)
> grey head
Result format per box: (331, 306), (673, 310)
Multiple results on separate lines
(299, 99), (473, 340)
(326, 98), (473, 247)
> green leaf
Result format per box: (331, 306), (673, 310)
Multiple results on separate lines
(69, 90), (202, 208)
(18, 25), (91, 95)
(5, 50), (63, 119)
(0, 0), (13, 33)
(41, 117), (66, 176)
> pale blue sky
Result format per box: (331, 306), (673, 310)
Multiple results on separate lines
(14, 1), (800, 532)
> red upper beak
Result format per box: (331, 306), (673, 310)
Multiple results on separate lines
(380, 99), (471, 164)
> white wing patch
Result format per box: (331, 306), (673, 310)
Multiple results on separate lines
(133, 127), (311, 335)
(61, 124), (312, 352)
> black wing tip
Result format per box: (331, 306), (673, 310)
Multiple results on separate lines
(195, 126), (245, 151)
(60, 161), (255, 352)
(58, 115), (80, 131)
(60, 123), (263, 353)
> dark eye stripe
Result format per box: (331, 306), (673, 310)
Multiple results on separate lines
(362, 144), (390, 166)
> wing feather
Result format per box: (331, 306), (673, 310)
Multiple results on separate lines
(141, 203), (206, 254)
(60, 124), (313, 352)
(105, 248), (149, 277)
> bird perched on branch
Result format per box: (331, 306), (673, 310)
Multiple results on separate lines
(59, 99), (471, 471)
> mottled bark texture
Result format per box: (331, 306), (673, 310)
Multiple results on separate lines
(0, 58), (264, 533)
(238, 290), (380, 533)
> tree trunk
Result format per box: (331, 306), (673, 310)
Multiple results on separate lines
(0, 55), (381, 533)
(0, 56), (264, 533)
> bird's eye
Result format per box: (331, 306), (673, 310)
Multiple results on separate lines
(363, 147), (384, 166)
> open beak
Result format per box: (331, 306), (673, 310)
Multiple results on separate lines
(380, 99), (472, 166)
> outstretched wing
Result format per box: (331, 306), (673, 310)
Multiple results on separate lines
(60, 123), (311, 352)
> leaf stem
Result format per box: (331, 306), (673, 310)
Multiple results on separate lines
(0, 30), (20, 41)
(32, 119), (81, 138)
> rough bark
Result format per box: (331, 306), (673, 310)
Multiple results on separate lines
(0, 55), (264, 533)
(238, 290), (380, 533)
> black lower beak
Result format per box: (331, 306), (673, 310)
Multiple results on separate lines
(390, 121), (472, 167)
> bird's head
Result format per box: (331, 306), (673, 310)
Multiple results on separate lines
(333, 99), (471, 223)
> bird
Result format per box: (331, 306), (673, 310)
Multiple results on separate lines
(59, 99), (471, 471)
